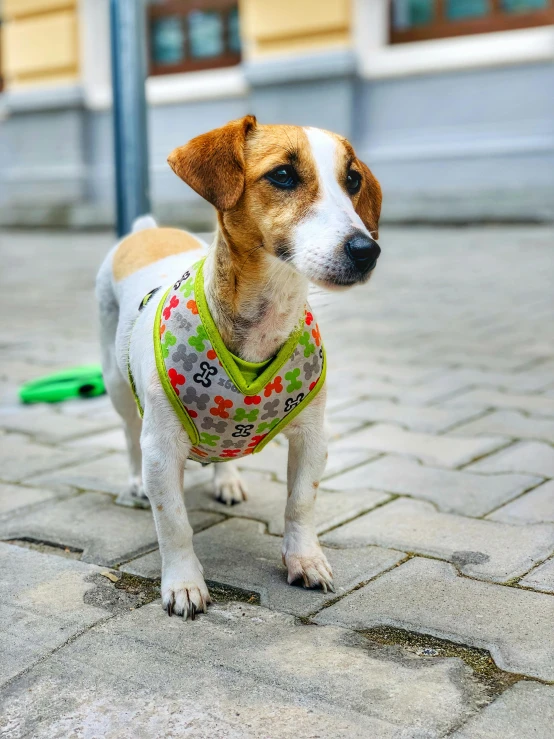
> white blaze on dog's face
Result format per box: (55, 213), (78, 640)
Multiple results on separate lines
(290, 127), (381, 288)
(168, 117), (382, 289)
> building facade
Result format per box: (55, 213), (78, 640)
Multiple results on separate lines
(0, 0), (552, 228)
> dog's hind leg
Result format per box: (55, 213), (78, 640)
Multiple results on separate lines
(213, 462), (248, 505)
(97, 271), (147, 508)
(281, 385), (334, 593)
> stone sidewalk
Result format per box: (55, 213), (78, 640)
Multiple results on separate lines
(1, 226), (553, 738)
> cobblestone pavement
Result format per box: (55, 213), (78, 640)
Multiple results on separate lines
(1, 226), (553, 738)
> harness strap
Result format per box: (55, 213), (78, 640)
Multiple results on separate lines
(127, 286), (161, 418)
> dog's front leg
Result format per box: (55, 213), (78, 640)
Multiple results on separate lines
(282, 387), (334, 593)
(141, 386), (210, 618)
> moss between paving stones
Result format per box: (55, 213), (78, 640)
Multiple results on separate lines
(360, 625), (523, 697)
(106, 573), (260, 608)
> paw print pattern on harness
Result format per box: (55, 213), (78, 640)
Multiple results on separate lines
(256, 418), (280, 434)
(232, 423), (254, 438)
(285, 368), (302, 393)
(222, 438), (247, 449)
(210, 395), (233, 418)
(188, 325), (208, 352)
(311, 325), (321, 347)
(221, 449), (241, 458)
(173, 270), (190, 290)
(284, 393), (305, 413)
(199, 432), (220, 447)
(299, 332), (315, 358)
(201, 416), (226, 434)
(181, 386), (210, 410)
(303, 354), (319, 381)
(172, 343), (198, 372)
(233, 407), (259, 422)
(179, 277), (194, 298)
(264, 376), (283, 397)
(163, 295), (179, 321)
(161, 329), (177, 358)
(168, 368), (185, 394)
(193, 361), (217, 388)
(261, 399), (279, 419)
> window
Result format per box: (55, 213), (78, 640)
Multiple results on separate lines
(148, 0), (241, 76)
(390, 0), (554, 43)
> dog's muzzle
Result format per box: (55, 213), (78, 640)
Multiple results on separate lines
(344, 231), (381, 275)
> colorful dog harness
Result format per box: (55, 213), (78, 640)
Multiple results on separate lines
(131, 258), (326, 464)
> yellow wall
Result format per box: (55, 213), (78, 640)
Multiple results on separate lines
(240, 0), (351, 58)
(1, 0), (79, 89)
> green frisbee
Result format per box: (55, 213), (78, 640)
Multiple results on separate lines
(19, 364), (106, 404)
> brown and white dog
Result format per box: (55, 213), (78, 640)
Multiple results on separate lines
(96, 116), (381, 619)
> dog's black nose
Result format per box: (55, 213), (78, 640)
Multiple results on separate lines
(344, 232), (381, 273)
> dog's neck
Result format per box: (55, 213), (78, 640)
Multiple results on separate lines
(203, 227), (308, 363)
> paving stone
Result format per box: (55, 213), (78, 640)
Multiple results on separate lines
(329, 399), (481, 433)
(348, 360), (444, 386)
(63, 427), (127, 452)
(123, 517), (405, 616)
(452, 681), (554, 739)
(399, 372), (484, 405)
(448, 388), (554, 417)
(520, 557), (554, 593)
(0, 433), (87, 484)
(450, 368), (554, 393)
(0, 601), (490, 739)
(0, 482), (62, 517)
(452, 410), (554, 443)
(27, 451), (213, 495)
(487, 481), (554, 525)
(315, 557), (554, 681)
(0, 404), (117, 444)
(187, 470), (391, 535)
(237, 437), (378, 482)
(57, 394), (120, 424)
(0, 492), (223, 566)
(322, 498), (554, 583)
(326, 376), (403, 409)
(25, 451), (131, 494)
(338, 423), (505, 468)
(467, 440), (554, 477)
(322, 455), (540, 516)
(0, 542), (111, 684)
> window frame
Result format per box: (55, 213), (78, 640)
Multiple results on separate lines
(389, 0), (554, 44)
(148, 0), (241, 77)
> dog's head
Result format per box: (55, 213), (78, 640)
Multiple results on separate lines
(168, 116), (382, 289)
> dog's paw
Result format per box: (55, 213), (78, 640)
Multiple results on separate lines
(162, 564), (211, 620)
(115, 477), (150, 509)
(213, 465), (248, 506)
(283, 547), (335, 594)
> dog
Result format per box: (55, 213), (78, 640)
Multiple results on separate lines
(96, 115), (381, 619)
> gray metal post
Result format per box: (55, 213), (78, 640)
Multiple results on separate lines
(110, 0), (151, 237)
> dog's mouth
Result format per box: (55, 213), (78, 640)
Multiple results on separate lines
(312, 262), (378, 291)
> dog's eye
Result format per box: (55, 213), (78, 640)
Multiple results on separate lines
(266, 165), (298, 189)
(346, 169), (361, 195)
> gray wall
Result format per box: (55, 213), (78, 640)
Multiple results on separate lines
(0, 59), (552, 227)
(358, 63), (554, 221)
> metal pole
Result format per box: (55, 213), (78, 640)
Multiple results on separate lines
(110, 0), (151, 237)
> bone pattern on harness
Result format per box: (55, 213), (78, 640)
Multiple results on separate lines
(151, 258), (325, 464)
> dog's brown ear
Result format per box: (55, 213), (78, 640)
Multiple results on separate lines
(167, 115), (257, 211)
(355, 161), (382, 240)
